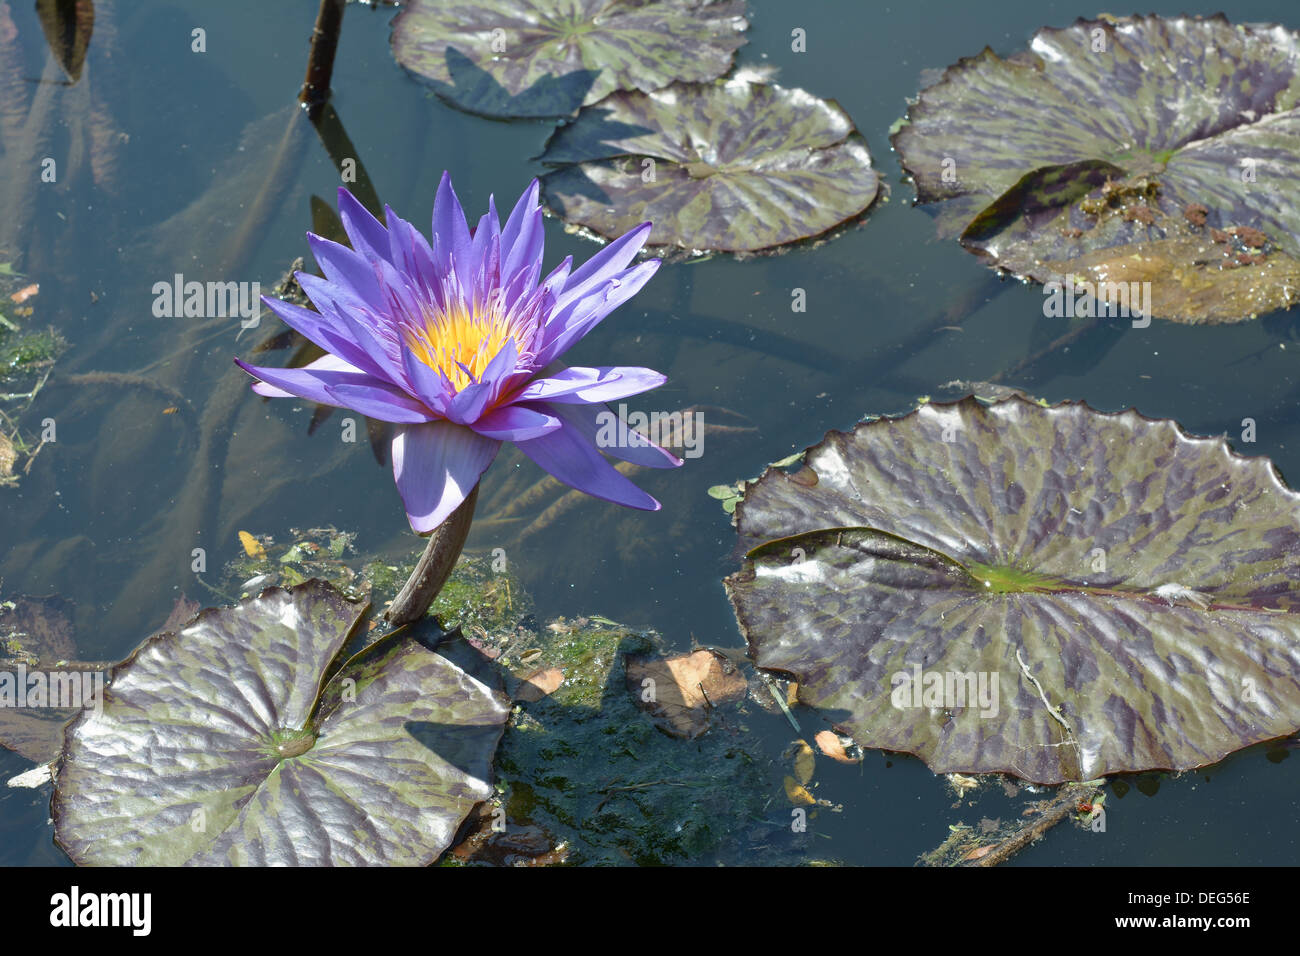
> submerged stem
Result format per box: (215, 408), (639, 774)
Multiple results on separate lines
(385, 485), (479, 626)
(299, 0), (346, 117)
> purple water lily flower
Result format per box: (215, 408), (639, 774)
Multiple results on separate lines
(237, 173), (681, 533)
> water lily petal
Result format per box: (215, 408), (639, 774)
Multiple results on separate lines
(465, 197), (502, 292)
(297, 274), (408, 384)
(554, 222), (652, 310)
(432, 171), (473, 275)
(392, 421), (501, 533)
(501, 180), (544, 282)
(514, 416), (661, 511)
(259, 294), (386, 381)
(472, 232), (502, 314)
(518, 366), (667, 404)
(327, 381), (438, 423)
(445, 381), (493, 425)
(295, 270), (374, 318)
(470, 404), (562, 442)
(551, 402), (683, 469)
(540, 255), (573, 298)
(501, 256), (541, 315)
(336, 187), (392, 265)
(445, 337), (519, 424)
(481, 336), (526, 405)
(235, 359), (435, 424)
(250, 353), (362, 398)
(307, 233), (386, 311)
(400, 345), (452, 416)
(535, 260), (660, 366)
(384, 205), (439, 297)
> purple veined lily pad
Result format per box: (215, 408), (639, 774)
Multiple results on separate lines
(891, 14), (1300, 323)
(390, 0), (748, 120)
(52, 580), (511, 865)
(725, 397), (1300, 784)
(540, 79), (881, 255)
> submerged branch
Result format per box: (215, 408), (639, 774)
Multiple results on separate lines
(969, 783), (1100, 867)
(989, 318), (1101, 385)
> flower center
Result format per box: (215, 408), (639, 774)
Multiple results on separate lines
(404, 294), (522, 392)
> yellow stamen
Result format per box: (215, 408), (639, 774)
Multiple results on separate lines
(404, 298), (520, 392)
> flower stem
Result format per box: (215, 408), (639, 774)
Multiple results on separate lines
(384, 485), (479, 626)
(299, 0), (346, 117)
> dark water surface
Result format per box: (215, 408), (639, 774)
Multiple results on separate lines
(1, 0), (1298, 865)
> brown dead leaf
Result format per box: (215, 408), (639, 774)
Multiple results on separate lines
(514, 666), (564, 703)
(814, 729), (860, 764)
(9, 283), (37, 304)
(963, 844), (995, 861)
(789, 740), (815, 785)
(624, 648), (747, 739)
(783, 775), (816, 806)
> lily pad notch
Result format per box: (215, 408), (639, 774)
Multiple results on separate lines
(540, 78), (883, 256)
(53, 579), (511, 866)
(726, 396), (1300, 783)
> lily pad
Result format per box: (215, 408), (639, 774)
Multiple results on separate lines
(891, 14), (1300, 322)
(725, 397), (1300, 783)
(391, 0), (748, 119)
(53, 580), (511, 865)
(540, 79), (881, 254)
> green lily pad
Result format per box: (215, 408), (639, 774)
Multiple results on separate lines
(892, 14), (1300, 323)
(725, 397), (1300, 784)
(390, 0), (748, 119)
(540, 79), (881, 254)
(52, 580), (510, 865)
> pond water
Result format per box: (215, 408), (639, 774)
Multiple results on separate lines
(1, 0), (1298, 865)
